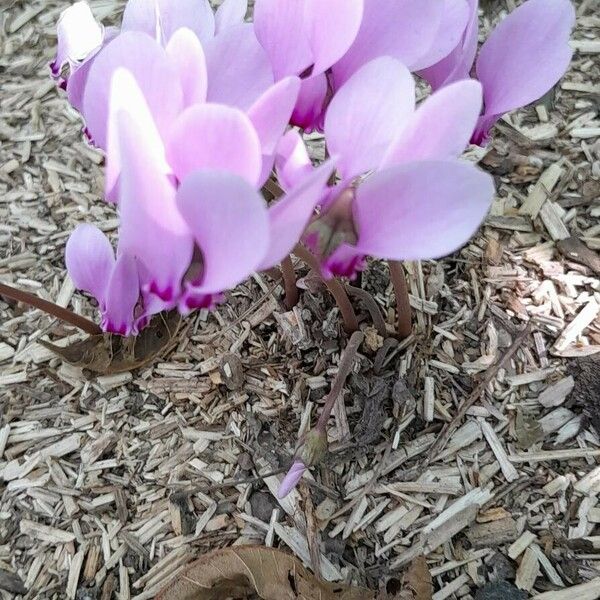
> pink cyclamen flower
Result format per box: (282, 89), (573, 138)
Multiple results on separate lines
(254, 0), (471, 131)
(279, 56), (494, 280)
(66, 68), (332, 333)
(420, 0), (575, 145)
(54, 0), (274, 147)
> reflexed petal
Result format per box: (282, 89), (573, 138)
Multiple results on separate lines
(176, 170), (270, 293)
(166, 103), (262, 186)
(331, 0), (444, 86)
(116, 113), (193, 304)
(102, 253), (139, 335)
(277, 461), (306, 498)
(419, 0), (479, 90)
(260, 159), (337, 270)
(65, 27), (119, 112)
(83, 31), (183, 149)
(247, 77), (301, 155)
(382, 80), (482, 167)
(122, 0), (215, 45)
(65, 223), (115, 304)
(215, 0), (248, 32)
(204, 23), (274, 109)
(290, 73), (328, 131)
(254, 0), (362, 79)
(254, 0), (313, 79)
(275, 130), (314, 190)
(106, 68), (169, 202)
(476, 0), (575, 116)
(53, 1), (104, 75)
(411, 0), (470, 71)
(354, 160), (494, 260)
(325, 57), (415, 178)
(304, 0), (363, 75)
(165, 27), (208, 107)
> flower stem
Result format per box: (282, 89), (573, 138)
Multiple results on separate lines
(281, 256), (299, 309)
(388, 260), (412, 339)
(315, 330), (364, 432)
(0, 281), (102, 335)
(293, 245), (358, 333)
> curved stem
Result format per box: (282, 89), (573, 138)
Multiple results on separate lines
(316, 331), (364, 432)
(0, 281), (102, 335)
(345, 284), (387, 338)
(281, 256), (299, 309)
(293, 245), (358, 333)
(388, 261), (412, 339)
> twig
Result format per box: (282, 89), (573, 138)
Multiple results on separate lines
(423, 322), (532, 465)
(281, 256), (299, 309)
(293, 245), (359, 333)
(388, 261), (412, 339)
(0, 281), (102, 335)
(345, 284), (387, 337)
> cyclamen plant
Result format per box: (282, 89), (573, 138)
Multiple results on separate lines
(48, 0), (575, 496)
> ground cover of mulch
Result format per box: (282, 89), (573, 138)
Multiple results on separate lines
(0, 0), (599, 598)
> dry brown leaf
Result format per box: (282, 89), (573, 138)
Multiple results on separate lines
(156, 546), (374, 600)
(398, 557), (432, 600)
(38, 311), (181, 374)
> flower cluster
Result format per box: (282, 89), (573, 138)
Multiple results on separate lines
(54, 0), (574, 335)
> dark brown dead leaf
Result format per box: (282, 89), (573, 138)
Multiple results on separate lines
(156, 546), (373, 600)
(38, 311), (181, 374)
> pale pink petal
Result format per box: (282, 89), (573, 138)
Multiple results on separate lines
(83, 31), (183, 149)
(476, 0), (575, 117)
(290, 73), (328, 131)
(382, 80), (482, 167)
(65, 27), (119, 112)
(65, 223), (115, 305)
(411, 0), (470, 71)
(176, 171), (269, 293)
(254, 0), (313, 79)
(247, 77), (301, 155)
(331, 0), (444, 86)
(53, 1), (104, 75)
(277, 461), (306, 498)
(122, 0), (215, 45)
(204, 23), (274, 110)
(325, 57), (415, 179)
(354, 160), (494, 260)
(166, 104), (262, 186)
(102, 253), (140, 336)
(275, 130), (314, 191)
(116, 112), (193, 306)
(254, 0), (363, 78)
(260, 159), (337, 270)
(165, 27), (208, 107)
(215, 0), (248, 33)
(105, 68), (169, 203)
(419, 0), (479, 90)
(304, 0), (364, 75)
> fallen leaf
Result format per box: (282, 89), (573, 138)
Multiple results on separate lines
(38, 311), (181, 375)
(398, 556), (433, 600)
(156, 546), (374, 600)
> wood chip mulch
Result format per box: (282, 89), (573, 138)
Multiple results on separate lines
(0, 0), (599, 598)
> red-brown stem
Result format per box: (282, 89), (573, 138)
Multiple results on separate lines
(388, 260), (412, 339)
(316, 330), (364, 432)
(345, 284), (387, 338)
(293, 245), (358, 333)
(0, 281), (102, 335)
(281, 256), (299, 309)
